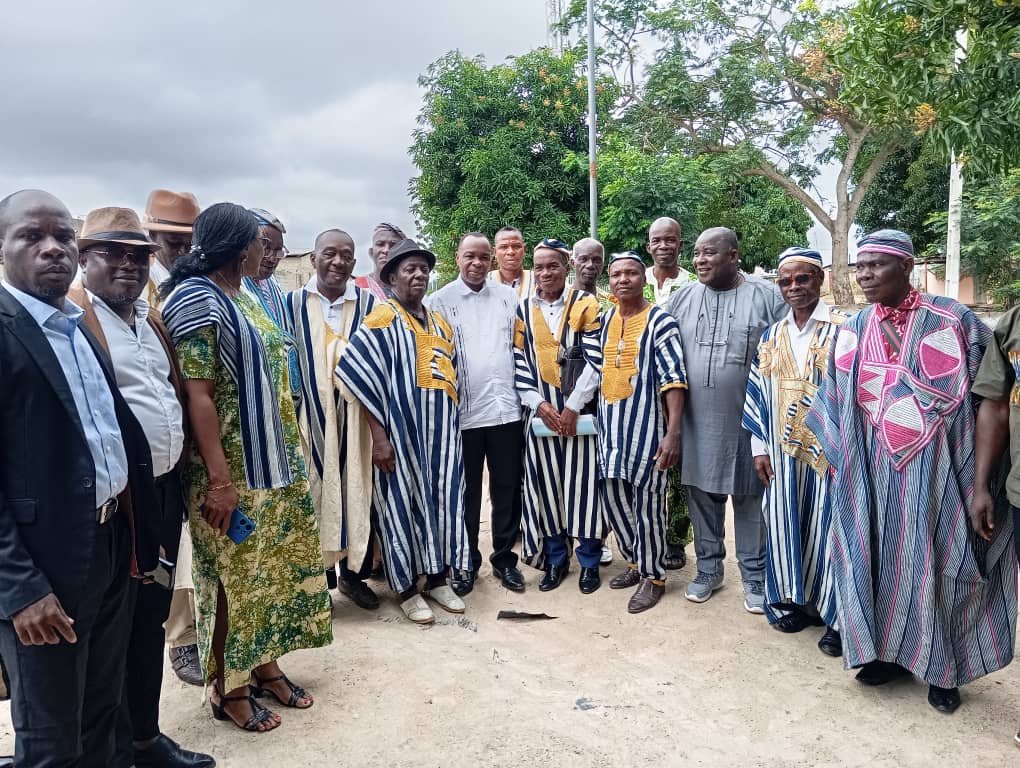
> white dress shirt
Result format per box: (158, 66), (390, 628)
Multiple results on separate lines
(428, 278), (522, 430)
(3, 281), (129, 506)
(304, 275), (358, 334)
(519, 288), (599, 414)
(92, 293), (184, 477)
(751, 299), (831, 458)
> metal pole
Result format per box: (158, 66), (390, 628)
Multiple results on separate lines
(944, 28), (968, 301)
(587, 0), (598, 238)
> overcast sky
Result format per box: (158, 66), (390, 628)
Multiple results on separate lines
(0, 1), (548, 272)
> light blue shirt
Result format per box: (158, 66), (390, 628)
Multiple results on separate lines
(3, 281), (129, 507)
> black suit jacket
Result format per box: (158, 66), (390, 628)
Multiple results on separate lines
(0, 285), (160, 621)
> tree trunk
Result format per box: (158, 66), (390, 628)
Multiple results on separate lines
(829, 212), (854, 307)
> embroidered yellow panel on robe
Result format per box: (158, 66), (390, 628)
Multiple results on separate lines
(398, 304), (459, 404)
(601, 306), (651, 404)
(530, 292), (600, 390)
(772, 322), (830, 474)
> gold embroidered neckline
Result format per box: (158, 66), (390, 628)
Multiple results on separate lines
(391, 302), (458, 403)
(601, 305), (652, 403)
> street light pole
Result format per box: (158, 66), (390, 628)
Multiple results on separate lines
(586, 0), (598, 238)
(944, 28), (968, 301)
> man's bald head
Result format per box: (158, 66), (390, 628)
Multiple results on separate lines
(647, 217), (682, 269)
(696, 226), (739, 252)
(0, 190), (70, 239)
(314, 228), (353, 250)
(692, 227), (741, 290)
(571, 237), (605, 293)
(0, 190), (78, 305)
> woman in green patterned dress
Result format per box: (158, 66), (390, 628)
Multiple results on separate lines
(162, 203), (332, 733)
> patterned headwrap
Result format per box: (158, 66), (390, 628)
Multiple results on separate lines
(535, 237), (571, 260)
(777, 246), (823, 270)
(857, 229), (914, 260)
(249, 207), (286, 234)
(373, 222), (406, 239)
(609, 250), (645, 267)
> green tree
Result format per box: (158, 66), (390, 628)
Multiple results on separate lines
(409, 49), (616, 279)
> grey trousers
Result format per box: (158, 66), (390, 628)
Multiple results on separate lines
(686, 485), (766, 583)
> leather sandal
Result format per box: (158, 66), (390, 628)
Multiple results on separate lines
(251, 671), (313, 709)
(210, 685), (278, 732)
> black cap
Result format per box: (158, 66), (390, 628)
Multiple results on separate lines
(380, 238), (437, 283)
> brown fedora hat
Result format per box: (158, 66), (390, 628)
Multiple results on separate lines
(78, 207), (159, 251)
(143, 189), (200, 233)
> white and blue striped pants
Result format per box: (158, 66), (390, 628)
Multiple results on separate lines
(600, 478), (667, 580)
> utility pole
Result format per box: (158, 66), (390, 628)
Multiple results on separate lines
(586, 0), (598, 238)
(944, 28), (968, 301)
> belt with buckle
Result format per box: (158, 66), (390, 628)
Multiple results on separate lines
(97, 498), (119, 524)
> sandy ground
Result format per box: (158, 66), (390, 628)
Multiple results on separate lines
(2, 504), (1017, 768)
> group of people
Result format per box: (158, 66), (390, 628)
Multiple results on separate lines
(0, 184), (1017, 767)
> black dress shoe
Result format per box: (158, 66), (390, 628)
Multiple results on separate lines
(855, 660), (910, 686)
(928, 685), (961, 714)
(539, 562), (569, 592)
(135, 734), (216, 768)
(338, 578), (380, 610)
(773, 610), (826, 634)
(578, 566), (601, 594)
(325, 566), (338, 590)
(817, 627), (843, 657)
(451, 571), (475, 596)
(493, 565), (526, 592)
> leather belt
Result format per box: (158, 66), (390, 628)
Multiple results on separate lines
(97, 498), (119, 524)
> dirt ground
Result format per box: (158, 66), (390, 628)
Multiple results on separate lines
(2, 504), (1017, 768)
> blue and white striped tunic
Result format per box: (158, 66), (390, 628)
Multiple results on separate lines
(514, 289), (604, 559)
(742, 310), (843, 623)
(598, 304), (688, 491)
(336, 301), (470, 593)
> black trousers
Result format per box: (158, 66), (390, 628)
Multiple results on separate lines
(113, 470), (184, 766)
(0, 516), (132, 768)
(339, 515), (378, 583)
(462, 421), (524, 572)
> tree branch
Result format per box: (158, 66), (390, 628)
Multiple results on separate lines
(847, 138), (903, 224)
(743, 163), (833, 230)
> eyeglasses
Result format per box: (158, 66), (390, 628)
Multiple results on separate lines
(776, 274), (814, 288)
(259, 238), (288, 258)
(85, 247), (151, 266)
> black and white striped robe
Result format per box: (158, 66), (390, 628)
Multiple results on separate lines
(336, 301), (470, 594)
(513, 289), (604, 565)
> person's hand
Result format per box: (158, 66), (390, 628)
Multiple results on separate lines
(203, 482), (239, 536)
(969, 487), (996, 542)
(372, 435), (396, 473)
(754, 455), (775, 486)
(537, 402), (562, 434)
(559, 407), (579, 437)
(654, 431), (681, 471)
(12, 593), (76, 646)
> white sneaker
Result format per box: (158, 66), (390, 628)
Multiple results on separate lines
(684, 571), (724, 603)
(600, 545), (613, 565)
(400, 593), (435, 624)
(425, 584), (466, 614)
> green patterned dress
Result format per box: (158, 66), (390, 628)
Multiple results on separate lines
(176, 292), (332, 692)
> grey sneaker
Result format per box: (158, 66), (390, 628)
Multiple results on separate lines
(743, 581), (766, 614)
(684, 571), (724, 603)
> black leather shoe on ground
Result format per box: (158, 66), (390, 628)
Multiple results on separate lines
(539, 562), (569, 592)
(493, 565), (526, 592)
(134, 734), (216, 768)
(338, 578), (380, 610)
(169, 644), (204, 687)
(855, 660), (910, 686)
(451, 571), (475, 596)
(578, 566), (601, 594)
(928, 685), (961, 714)
(817, 627), (843, 657)
(773, 610), (826, 634)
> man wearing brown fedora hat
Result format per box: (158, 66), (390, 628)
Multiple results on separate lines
(72, 207), (215, 768)
(143, 190), (204, 687)
(143, 189), (200, 307)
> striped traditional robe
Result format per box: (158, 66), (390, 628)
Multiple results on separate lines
(598, 304), (688, 491)
(244, 275), (287, 327)
(514, 289), (604, 561)
(742, 308), (845, 624)
(489, 268), (535, 298)
(284, 285), (376, 568)
(336, 301), (470, 593)
(807, 295), (1016, 686)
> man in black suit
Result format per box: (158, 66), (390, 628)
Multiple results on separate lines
(0, 190), (159, 768)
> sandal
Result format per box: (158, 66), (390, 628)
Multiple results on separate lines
(210, 685), (278, 732)
(252, 670), (313, 709)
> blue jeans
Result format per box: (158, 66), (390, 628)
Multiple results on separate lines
(543, 534), (602, 568)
